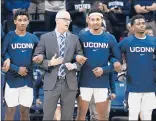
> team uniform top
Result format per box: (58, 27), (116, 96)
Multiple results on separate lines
(78, 30), (121, 88)
(119, 35), (156, 92)
(2, 31), (39, 88)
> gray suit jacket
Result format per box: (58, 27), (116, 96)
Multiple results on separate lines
(33, 31), (83, 91)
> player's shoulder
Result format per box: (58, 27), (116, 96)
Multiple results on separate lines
(103, 32), (116, 41)
(119, 35), (134, 47)
(146, 35), (156, 41)
(3, 31), (16, 42)
(26, 32), (37, 38)
(146, 35), (156, 45)
(26, 32), (39, 41)
(79, 29), (90, 36)
(121, 35), (134, 43)
(78, 30), (90, 41)
(5, 31), (15, 37)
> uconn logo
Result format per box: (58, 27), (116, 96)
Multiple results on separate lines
(11, 43), (34, 49)
(83, 42), (109, 48)
(130, 47), (155, 52)
(108, 1), (124, 7)
(74, 4), (91, 10)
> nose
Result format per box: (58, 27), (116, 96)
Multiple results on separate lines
(21, 21), (26, 25)
(93, 21), (98, 24)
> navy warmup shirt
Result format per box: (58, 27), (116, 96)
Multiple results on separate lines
(2, 31), (39, 88)
(119, 35), (156, 92)
(79, 31), (121, 88)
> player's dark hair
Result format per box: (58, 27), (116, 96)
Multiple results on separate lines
(13, 9), (30, 20)
(131, 14), (145, 26)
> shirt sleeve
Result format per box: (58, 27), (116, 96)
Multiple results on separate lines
(109, 34), (122, 63)
(2, 33), (10, 58)
(102, 64), (114, 73)
(109, 71), (116, 94)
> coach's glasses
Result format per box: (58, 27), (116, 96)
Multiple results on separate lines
(58, 18), (72, 23)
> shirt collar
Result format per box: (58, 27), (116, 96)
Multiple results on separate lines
(55, 28), (67, 38)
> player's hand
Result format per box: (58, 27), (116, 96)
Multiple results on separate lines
(33, 54), (44, 64)
(18, 67), (28, 76)
(110, 93), (116, 100)
(48, 54), (63, 66)
(65, 63), (77, 70)
(113, 61), (122, 72)
(76, 55), (87, 64)
(92, 67), (104, 77)
(2, 58), (11, 72)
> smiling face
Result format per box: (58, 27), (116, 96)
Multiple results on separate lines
(89, 14), (103, 31)
(55, 11), (72, 32)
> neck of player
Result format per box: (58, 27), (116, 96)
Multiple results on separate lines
(15, 29), (26, 36)
(134, 32), (146, 39)
(90, 28), (103, 35)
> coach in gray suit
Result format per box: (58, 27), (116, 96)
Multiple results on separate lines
(33, 10), (83, 120)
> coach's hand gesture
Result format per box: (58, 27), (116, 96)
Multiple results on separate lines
(92, 67), (104, 77)
(48, 54), (64, 66)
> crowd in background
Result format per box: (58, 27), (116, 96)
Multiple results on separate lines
(1, 0), (156, 121)
(1, 0), (156, 39)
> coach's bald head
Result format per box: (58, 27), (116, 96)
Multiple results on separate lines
(55, 10), (72, 33)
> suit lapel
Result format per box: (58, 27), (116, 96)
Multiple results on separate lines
(51, 31), (59, 55)
(64, 32), (71, 58)
(50, 31), (71, 59)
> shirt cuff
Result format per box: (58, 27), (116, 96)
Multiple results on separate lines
(72, 63), (77, 70)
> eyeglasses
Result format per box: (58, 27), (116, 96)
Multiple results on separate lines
(58, 18), (72, 22)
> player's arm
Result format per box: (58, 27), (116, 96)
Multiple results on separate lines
(71, 37), (84, 71)
(74, 34), (87, 65)
(33, 34), (58, 70)
(1, 34), (18, 72)
(109, 35), (122, 61)
(2, 34), (27, 75)
(109, 55), (122, 72)
(108, 35), (122, 71)
(109, 71), (116, 94)
(3, 53), (20, 73)
(3, 54), (28, 76)
(118, 37), (128, 64)
(92, 62), (114, 77)
(101, 57), (121, 74)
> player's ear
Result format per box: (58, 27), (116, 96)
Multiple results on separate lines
(27, 20), (29, 25)
(14, 19), (17, 25)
